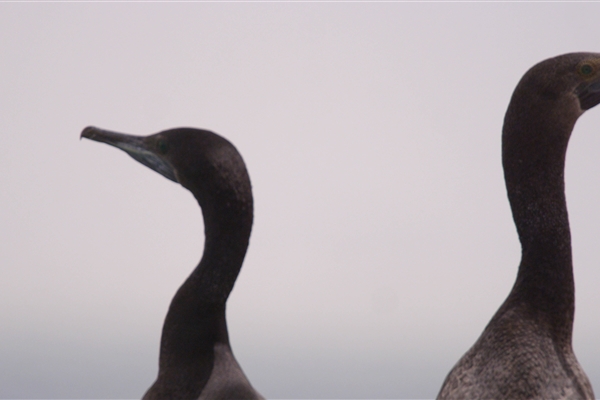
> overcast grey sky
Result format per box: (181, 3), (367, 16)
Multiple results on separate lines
(2, 2), (600, 399)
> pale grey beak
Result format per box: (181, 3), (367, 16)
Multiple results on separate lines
(81, 126), (178, 183)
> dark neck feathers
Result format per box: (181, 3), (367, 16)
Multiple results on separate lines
(153, 146), (254, 390)
(500, 76), (581, 341)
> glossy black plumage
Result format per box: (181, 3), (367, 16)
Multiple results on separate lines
(437, 53), (600, 399)
(82, 127), (263, 400)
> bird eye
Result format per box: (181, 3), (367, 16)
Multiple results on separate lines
(579, 63), (594, 76)
(157, 139), (169, 154)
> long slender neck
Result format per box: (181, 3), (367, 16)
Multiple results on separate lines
(501, 93), (578, 342)
(194, 193), (254, 305)
(150, 186), (253, 396)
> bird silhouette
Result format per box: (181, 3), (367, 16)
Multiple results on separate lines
(437, 52), (600, 399)
(82, 126), (264, 400)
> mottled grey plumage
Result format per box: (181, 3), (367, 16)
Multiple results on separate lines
(81, 127), (263, 400)
(437, 53), (600, 400)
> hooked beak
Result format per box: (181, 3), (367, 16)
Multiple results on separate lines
(577, 80), (600, 110)
(81, 126), (178, 183)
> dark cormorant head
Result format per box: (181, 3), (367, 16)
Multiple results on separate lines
(512, 52), (600, 114)
(502, 52), (600, 155)
(80, 127), (252, 211)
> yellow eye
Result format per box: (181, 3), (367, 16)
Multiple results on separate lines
(579, 63), (594, 76)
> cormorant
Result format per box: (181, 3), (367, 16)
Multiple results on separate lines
(437, 52), (600, 399)
(82, 126), (264, 400)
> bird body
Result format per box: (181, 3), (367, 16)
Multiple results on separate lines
(437, 53), (600, 400)
(82, 127), (263, 400)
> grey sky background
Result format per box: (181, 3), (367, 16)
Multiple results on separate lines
(2, 2), (600, 399)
